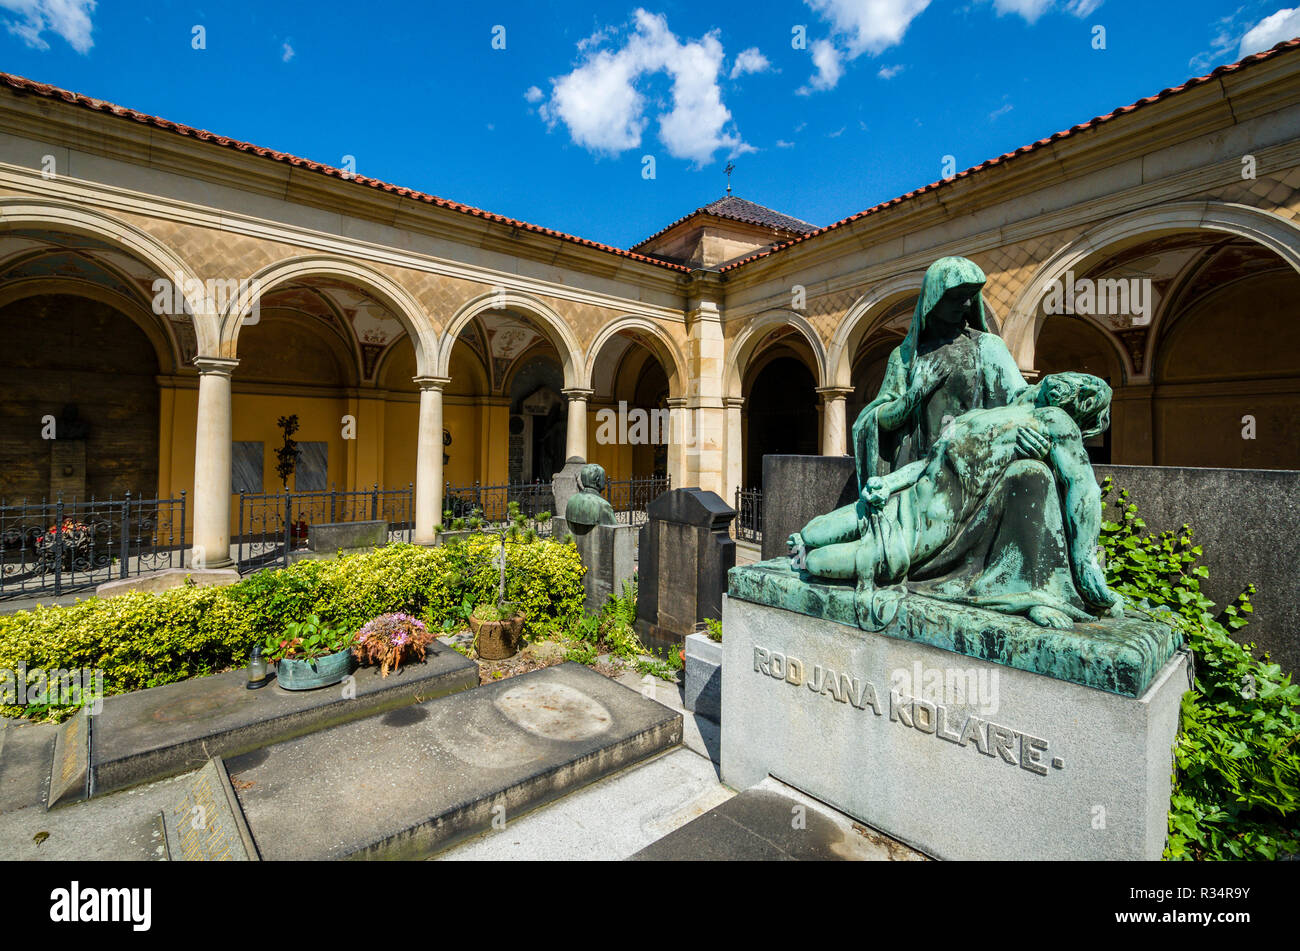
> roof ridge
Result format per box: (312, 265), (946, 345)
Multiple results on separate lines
(631, 193), (819, 250)
(717, 37), (1300, 273)
(0, 71), (691, 274)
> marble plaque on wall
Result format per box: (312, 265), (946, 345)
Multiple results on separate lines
(232, 442), (263, 494)
(296, 442), (328, 491)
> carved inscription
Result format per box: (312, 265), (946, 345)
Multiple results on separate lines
(753, 646), (1064, 776)
(162, 760), (252, 861)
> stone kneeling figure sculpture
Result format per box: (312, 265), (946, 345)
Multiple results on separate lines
(789, 372), (1124, 631)
(563, 463), (618, 534)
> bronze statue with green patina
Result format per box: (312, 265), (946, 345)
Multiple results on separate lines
(563, 462), (617, 533)
(788, 256), (1125, 632)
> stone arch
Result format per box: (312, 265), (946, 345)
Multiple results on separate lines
(1005, 201), (1300, 367)
(584, 315), (688, 398)
(827, 272), (925, 389)
(439, 290), (584, 388)
(0, 196), (212, 354)
(724, 310), (828, 398)
(0, 278), (181, 374)
(222, 255), (436, 375)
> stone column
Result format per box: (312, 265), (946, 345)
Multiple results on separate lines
(414, 376), (450, 545)
(191, 357), (239, 568)
(562, 387), (593, 464)
(817, 387), (854, 457)
(686, 294), (726, 496)
(666, 396), (688, 489)
(724, 396), (745, 508)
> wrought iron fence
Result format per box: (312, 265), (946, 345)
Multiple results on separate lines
(235, 484), (414, 573)
(0, 492), (187, 599)
(603, 475), (670, 526)
(735, 486), (763, 543)
(443, 474), (671, 534)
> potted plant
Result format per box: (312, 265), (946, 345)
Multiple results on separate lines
(353, 612), (436, 676)
(469, 601), (526, 660)
(264, 613), (356, 690)
(464, 500), (547, 660)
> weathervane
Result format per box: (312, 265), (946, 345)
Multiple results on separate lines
(725, 161), (735, 195)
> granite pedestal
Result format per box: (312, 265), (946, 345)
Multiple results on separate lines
(684, 631), (721, 721)
(721, 560), (1188, 861)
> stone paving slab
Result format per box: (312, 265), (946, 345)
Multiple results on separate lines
(225, 662), (682, 860)
(438, 747), (732, 861)
(91, 646), (477, 797)
(0, 719), (56, 813)
(630, 777), (927, 861)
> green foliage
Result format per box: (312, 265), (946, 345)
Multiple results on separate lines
(1098, 479), (1300, 861)
(564, 640), (599, 665)
(264, 613), (354, 662)
(704, 618), (722, 643)
(0, 538), (584, 720)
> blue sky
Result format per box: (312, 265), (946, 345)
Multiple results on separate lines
(1, 1), (1296, 249)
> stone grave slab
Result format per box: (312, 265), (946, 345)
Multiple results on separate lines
(91, 646), (476, 797)
(159, 757), (258, 861)
(308, 519), (388, 552)
(224, 662), (682, 860)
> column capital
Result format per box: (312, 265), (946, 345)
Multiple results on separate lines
(816, 386), (855, 401)
(412, 375), (452, 392)
(665, 396), (688, 408)
(723, 396), (745, 410)
(193, 356), (239, 377)
(561, 387), (595, 400)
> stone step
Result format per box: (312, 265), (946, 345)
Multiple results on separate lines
(49, 645), (478, 807)
(0, 719), (57, 814)
(629, 777), (927, 861)
(222, 662), (682, 860)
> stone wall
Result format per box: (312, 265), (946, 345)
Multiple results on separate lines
(763, 456), (1299, 676)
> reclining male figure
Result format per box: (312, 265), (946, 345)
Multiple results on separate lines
(788, 372), (1122, 630)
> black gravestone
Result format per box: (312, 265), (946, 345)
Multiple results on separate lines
(635, 488), (736, 654)
(760, 455), (857, 561)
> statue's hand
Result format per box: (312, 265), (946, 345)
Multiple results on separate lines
(861, 476), (889, 511)
(1079, 560), (1119, 611)
(1015, 426), (1050, 461)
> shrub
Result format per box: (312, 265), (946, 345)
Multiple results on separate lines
(0, 538), (584, 719)
(1099, 480), (1300, 861)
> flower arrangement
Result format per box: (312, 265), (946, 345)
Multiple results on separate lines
(34, 520), (93, 551)
(353, 612), (435, 676)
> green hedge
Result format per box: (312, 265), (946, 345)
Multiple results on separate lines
(0, 537), (584, 718)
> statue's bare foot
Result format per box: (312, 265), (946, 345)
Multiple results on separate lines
(1028, 605), (1073, 629)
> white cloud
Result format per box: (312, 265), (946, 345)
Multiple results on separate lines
(776, 139), (795, 148)
(797, 38), (845, 94)
(282, 42), (295, 63)
(729, 46), (771, 79)
(828, 125), (846, 137)
(0, 0), (95, 53)
(992, 0), (1053, 21)
(1239, 7), (1300, 58)
(539, 9), (749, 165)
(989, 102), (1014, 119)
(524, 85), (544, 103)
(798, 0), (930, 92)
(807, 0), (931, 56)
(1064, 0), (1103, 15)
(878, 63), (903, 79)
(989, 0), (1103, 23)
